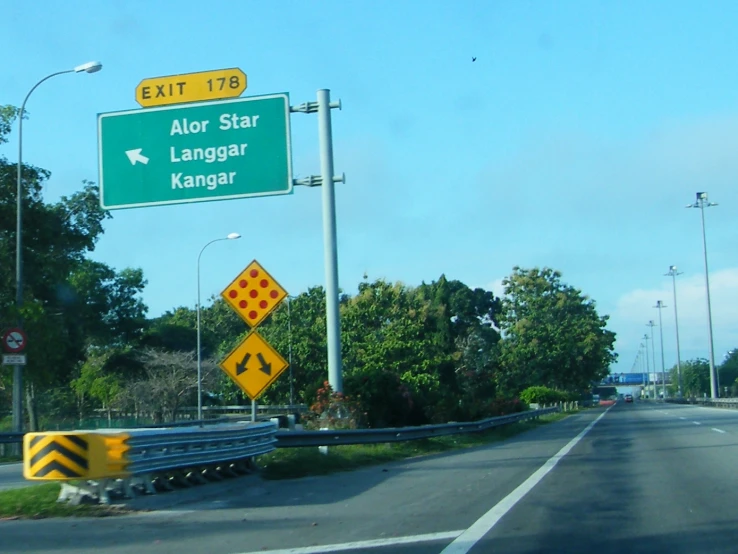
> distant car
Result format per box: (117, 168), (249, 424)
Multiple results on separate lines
(625, 394), (633, 403)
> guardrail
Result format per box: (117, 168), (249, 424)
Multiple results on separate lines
(0, 432), (23, 445)
(23, 420), (278, 504)
(275, 407), (560, 448)
(16, 405), (563, 504)
(666, 397), (738, 408)
(0, 432), (23, 458)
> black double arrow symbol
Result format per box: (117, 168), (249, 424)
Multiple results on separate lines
(235, 352), (272, 376)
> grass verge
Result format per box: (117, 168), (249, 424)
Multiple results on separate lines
(258, 411), (573, 480)
(0, 483), (131, 520)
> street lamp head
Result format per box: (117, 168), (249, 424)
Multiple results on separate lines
(227, 232), (241, 240)
(74, 61), (103, 74)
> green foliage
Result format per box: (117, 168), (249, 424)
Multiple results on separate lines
(497, 267), (617, 395)
(0, 105), (147, 428)
(519, 386), (567, 405)
(670, 358), (711, 398)
(0, 483), (129, 519)
(719, 349), (738, 395)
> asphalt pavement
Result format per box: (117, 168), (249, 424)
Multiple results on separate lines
(0, 463), (25, 491)
(3, 402), (738, 553)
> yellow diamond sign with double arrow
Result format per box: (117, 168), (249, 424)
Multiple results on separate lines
(219, 330), (289, 400)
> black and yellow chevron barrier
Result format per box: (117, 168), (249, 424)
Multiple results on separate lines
(23, 431), (131, 481)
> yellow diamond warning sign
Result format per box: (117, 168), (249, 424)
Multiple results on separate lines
(221, 260), (287, 328)
(219, 331), (289, 400)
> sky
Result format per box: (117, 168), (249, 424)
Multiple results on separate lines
(2, 0), (737, 378)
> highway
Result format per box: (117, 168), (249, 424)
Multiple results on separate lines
(0, 462), (25, 491)
(3, 402), (738, 553)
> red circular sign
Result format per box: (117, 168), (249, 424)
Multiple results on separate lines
(2, 328), (27, 353)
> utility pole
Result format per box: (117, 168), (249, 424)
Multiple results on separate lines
(665, 266), (683, 398)
(654, 301), (668, 399)
(687, 192), (719, 398)
(643, 333), (652, 398)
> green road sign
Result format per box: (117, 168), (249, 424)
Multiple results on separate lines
(97, 93), (293, 210)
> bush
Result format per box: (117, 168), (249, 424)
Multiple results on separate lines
(519, 386), (567, 405)
(344, 370), (426, 428)
(305, 381), (363, 430)
(486, 397), (527, 417)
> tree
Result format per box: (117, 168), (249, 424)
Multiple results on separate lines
(414, 275), (502, 420)
(672, 358), (711, 398)
(71, 347), (124, 424)
(496, 267), (617, 395)
(121, 348), (218, 423)
(0, 105), (148, 429)
(719, 349), (738, 396)
(256, 287), (329, 405)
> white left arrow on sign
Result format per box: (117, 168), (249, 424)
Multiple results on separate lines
(125, 148), (150, 165)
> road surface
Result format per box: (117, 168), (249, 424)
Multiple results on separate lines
(0, 462), (25, 491)
(3, 402), (738, 553)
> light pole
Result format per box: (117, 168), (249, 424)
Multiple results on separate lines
(13, 61), (103, 435)
(665, 266), (683, 398)
(654, 302), (668, 398)
(287, 296), (294, 406)
(643, 333), (652, 398)
(196, 233), (241, 421)
(640, 347), (646, 396)
(687, 192), (719, 398)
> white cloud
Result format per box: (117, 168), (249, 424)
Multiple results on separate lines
(612, 267), (738, 366)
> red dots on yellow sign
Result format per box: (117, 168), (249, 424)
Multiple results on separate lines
(220, 260), (287, 328)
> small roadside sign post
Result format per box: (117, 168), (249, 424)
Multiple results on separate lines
(2, 328), (27, 353)
(218, 261), (289, 421)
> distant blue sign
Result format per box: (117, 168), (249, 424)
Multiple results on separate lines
(604, 373), (648, 385)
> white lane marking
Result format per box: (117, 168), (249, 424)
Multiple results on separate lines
(712, 428), (727, 434)
(440, 406), (613, 554)
(693, 421), (701, 425)
(679, 417), (686, 420)
(230, 531), (464, 554)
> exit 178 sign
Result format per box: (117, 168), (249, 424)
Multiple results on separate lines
(136, 68), (247, 108)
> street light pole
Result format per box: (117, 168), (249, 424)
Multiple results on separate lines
(287, 296), (294, 406)
(665, 266), (684, 398)
(13, 61), (103, 435)
(196, 233), (241, 422)
(643, 333), (652, 398)
(654, 301), (668, 398)
(687, 192), (719, 398)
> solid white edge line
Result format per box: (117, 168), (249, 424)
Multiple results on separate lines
(712, 428), (727, 434)
(440, 406), (614, 554)
(229, 530), (464, 554)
